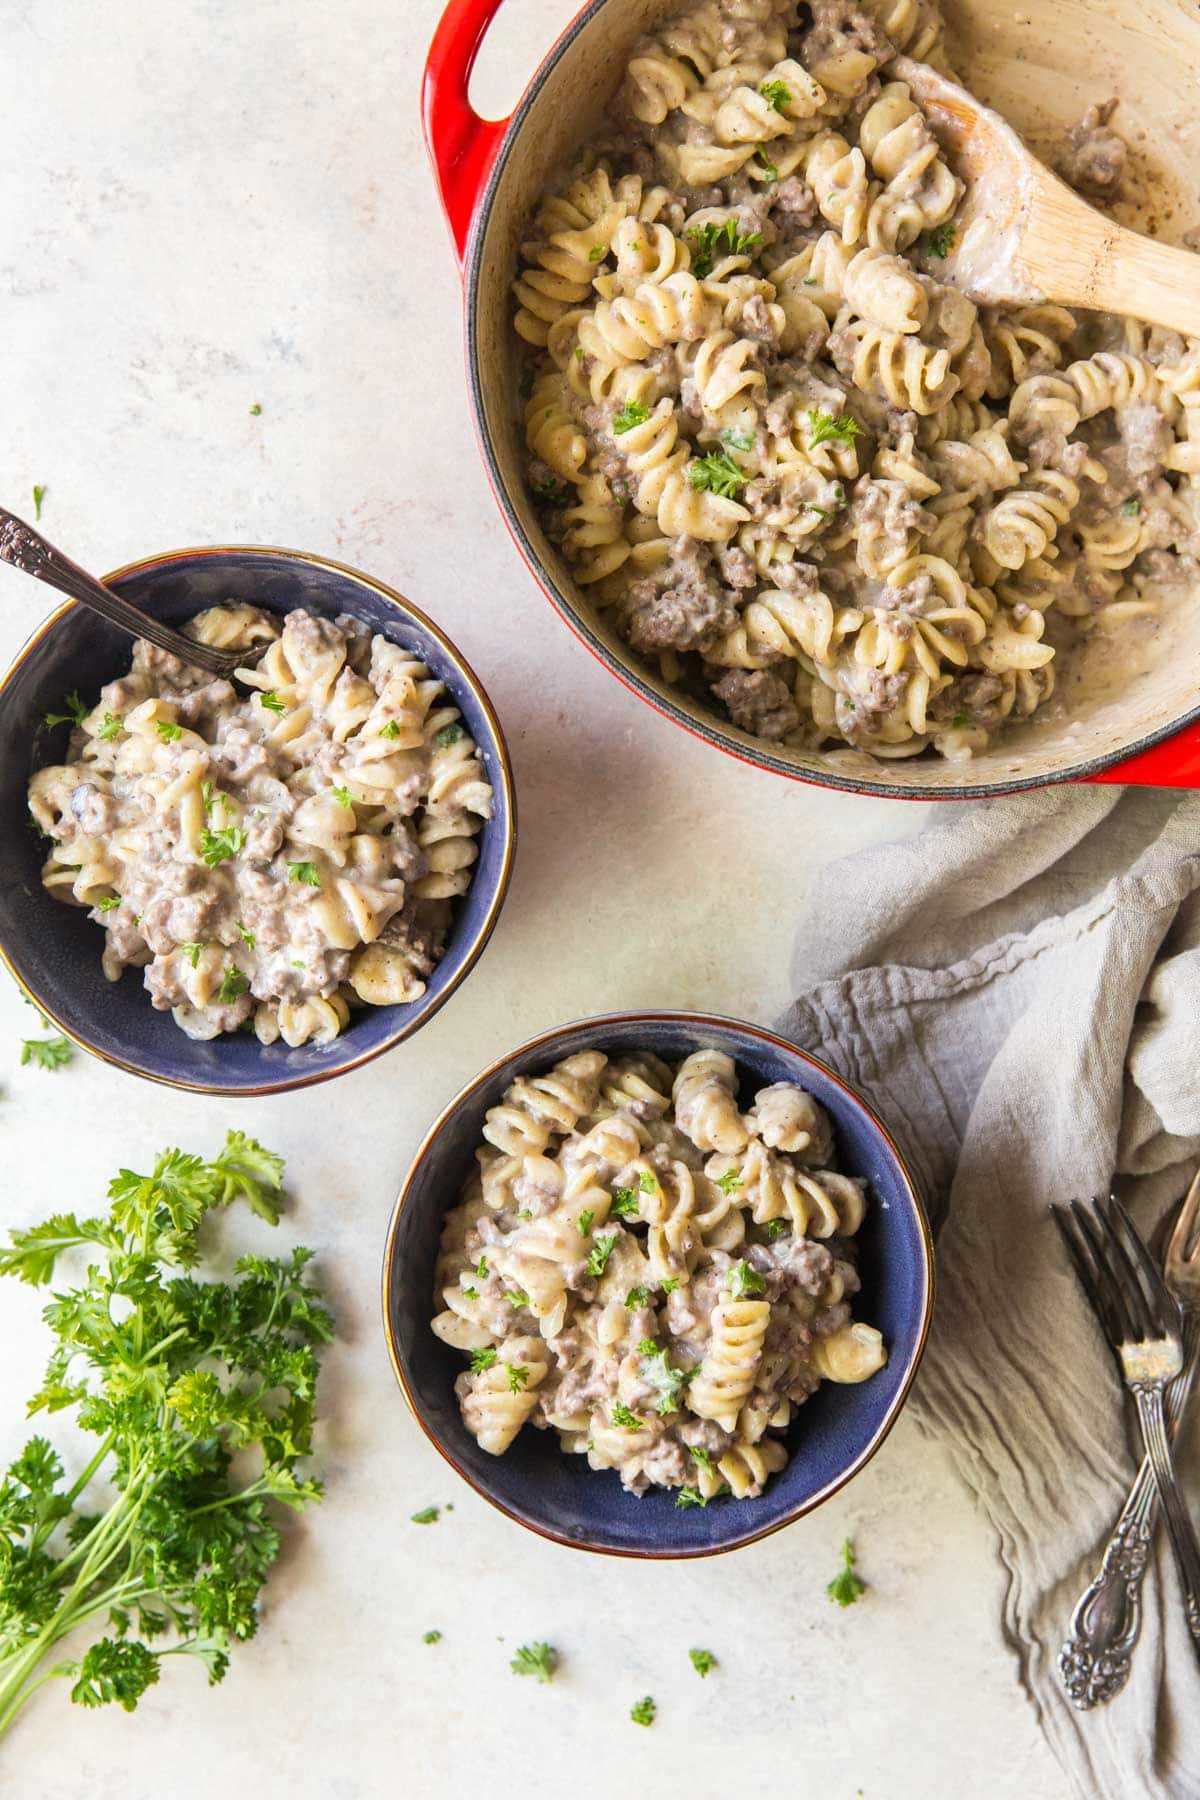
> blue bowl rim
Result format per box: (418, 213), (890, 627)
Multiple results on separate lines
(0, 542), (517, 1098)
(380, 1007), (936, 1559)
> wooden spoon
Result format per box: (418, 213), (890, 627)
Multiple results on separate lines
(892, 56), (1200, 337)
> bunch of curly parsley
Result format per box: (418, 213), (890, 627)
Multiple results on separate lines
(0, 1131), (332, 1737)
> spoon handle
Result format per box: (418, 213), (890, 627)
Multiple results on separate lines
(0, 509), (232, 675)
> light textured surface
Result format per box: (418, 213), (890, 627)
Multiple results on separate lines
(0, 0), (1061, 1794)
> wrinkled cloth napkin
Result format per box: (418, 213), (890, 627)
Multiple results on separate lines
(779, 786), (1200, 1800)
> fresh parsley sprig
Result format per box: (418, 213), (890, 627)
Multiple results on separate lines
(511, 1642), (558, 1682)
(687, 450), (748, 499)
(0, 1132), (330, 1738)
(807, 408), (864, 449)
(687, 218), (763, 279)
(827, 1537), (867, 1607)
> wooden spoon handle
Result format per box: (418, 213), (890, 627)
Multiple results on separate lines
(1023, 178), (1200, 337)
(1089, 228), (1200, 340)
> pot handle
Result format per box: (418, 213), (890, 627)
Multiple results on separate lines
(422, 0), (513, 265)
(1081, 719), (1200, 788)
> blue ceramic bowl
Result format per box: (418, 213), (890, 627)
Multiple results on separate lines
(0, 546), (515, 1094)
(383, 1011), (933, 1557)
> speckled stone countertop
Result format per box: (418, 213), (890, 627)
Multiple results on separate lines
(0, 1), (1064, 1794)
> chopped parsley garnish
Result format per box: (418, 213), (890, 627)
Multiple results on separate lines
(531, 475), (568, 504)
(155, 719), (183, 742)
(638, 1171), (658, 1194)
(760, 79), (791, 111)
(688, 1445), (714, 1474)
(720, 428), (755, 451)
(96, 712), (122, 741)
(460, 1285), (478, 1299)
(611, 1402), (642, 1430)
(762, 1218), (789, 1240)
(625, 1285), (649, 1310)
(715, 1169), (743, 1196)
(630, 1696), (656, 1727)
(613, 399), (651, 434)
(378, 720), (402, 740)
(506, 1364), (529, 1393)
(469, 1346), (498, 1373)
(236, 922), (256, 948)
(178, 941), (204, 968)
(435, 721), (467, 749)
(332, 784), (354, 808)
(688, 450), (747, 499)
(660, 1278), (679, 1294)
(639, 1344), (691, 1415)
(257, 690), (286, 714)
(95, 894), (121, 912)
(675, 1486), (708, 1510)
(19, 1033), (72, 1071)
(287, 861), (321, 887)
(611, 1187), (640, 1216)
(807, 408), (864, 449)
(586, 1234), (617, 1278)
(827, 1538), (867, 1607)
(249, 402), (262, 415)
(689, 1648), (718, 1677)
(422, 1630), (441, 1644)
(476, 1256), (488, 1279)
(754, 144), (779, 181)
(1121, 496), (1140, 516)
(925, 222), (955, 258)
(637, 1337), (658, 1355)
(504, 1290), (530, 1309)
(726, 1259), (767, 1298)
(511, 1642), (557, 1683)
(199, 824), (246, 867)
(806, 502), (831, 518)
(217, 965), (250, 1005)
(411, 1507), (439, 1525)
(578, 1209), (595, 1237)
(687, 218), (763, 278)
(588, 243), (606, 261)
(43, 691), (88, 730)
(950, 710), (974, 729)
(32, 484), (46, 520)
(201, 780), (214, 814)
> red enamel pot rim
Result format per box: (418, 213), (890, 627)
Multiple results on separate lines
(422, 0), (1200, 800)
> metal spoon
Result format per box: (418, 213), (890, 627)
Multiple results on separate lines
(0, 507), (257, 678)
(893, 57), (1200, 336)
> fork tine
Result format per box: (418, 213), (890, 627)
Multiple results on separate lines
(1085, 1198), (1152, 1339)
(1052, 1203), (1124, 1343)
(1104, 1195), (1180, 1340)
(1069, 1201), (1136, 1343)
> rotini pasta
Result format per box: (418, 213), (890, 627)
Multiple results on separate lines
(432, 1047), (886, 1503)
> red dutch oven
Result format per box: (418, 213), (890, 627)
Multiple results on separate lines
(422, 0), (1200, 799)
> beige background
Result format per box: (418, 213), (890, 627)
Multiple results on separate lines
(0, 0), (1063, 1793)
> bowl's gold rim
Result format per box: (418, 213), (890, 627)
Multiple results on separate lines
(0, 542), (517, 1097)
(380, 1007), (935, 1559)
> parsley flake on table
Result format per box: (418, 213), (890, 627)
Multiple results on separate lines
(687, 449), (748, 499)
(726, 1259), (767, 1297)
(469, 1346), (498, 1373)
(613, 399), (651, 434)
(287, 861), (321, 887)
(807, 407), (864, 449)
(19, 1033), (72, 1072)
(827, 1538), (867, 1607)
(257, 690), (286, 715)
(689, 1648), (718, 1677)
(760, 78), (791, 110)
(249, 402), (263, 415)
(630, 1696), (656, 1726)
(32, 484), (47, 520)
(411, 1507), (440, 1525)
(199, 824), (246, 867)
(511, 1642), (558, 1682)
(0, 1131), (328, 1737)
(586, 1234), (617, 1278)
(217, 965), (249, 1004)
(43, 691), (88, 730)
(422, 1630), (442, 1645)
(611, 1402), (642, 1430)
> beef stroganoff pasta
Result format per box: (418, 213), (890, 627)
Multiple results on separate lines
(432, 1048), (885, 1501)
(514, 0), (1200, 761)
(28, 606), (492, 1044)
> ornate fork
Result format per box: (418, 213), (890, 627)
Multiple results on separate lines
(0, 506), (259, 678)
(1054, 1192), (1200, 1682)
(1056, 1173), (1200, 1709)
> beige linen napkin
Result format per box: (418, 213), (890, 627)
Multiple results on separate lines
(779, 786), (1200, 1800)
